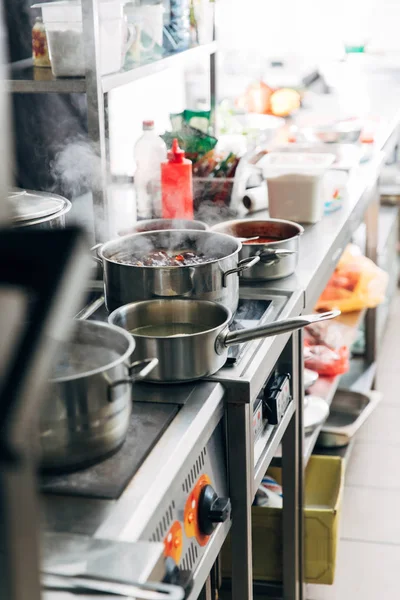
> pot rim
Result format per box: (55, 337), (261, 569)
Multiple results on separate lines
(108, 299), (233, 340)
(49, 320), (136, 383)
(118, 218), (209, 236)
(12, 192), (71, 227)
(99, 229), (242, 269)
(211, 218), (304, 244)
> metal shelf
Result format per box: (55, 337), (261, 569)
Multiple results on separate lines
(102, 42), (217, 93)
(303, 309), (367, 464)
(7, 59), (86, 93)
(7, 43), (217, 95)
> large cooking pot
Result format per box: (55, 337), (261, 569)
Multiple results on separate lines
(39, 319), (158, 472)
(118, 218), (209, 236)
(109, 299), (339, 383)
(95, 230), (259, 314)
(9, 189), (71, 230)
(211, 219), (304, 281)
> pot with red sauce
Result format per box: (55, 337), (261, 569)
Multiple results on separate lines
(211, 219), (304, 281)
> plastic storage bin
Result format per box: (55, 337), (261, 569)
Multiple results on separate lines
(262, 153), (335, 224)
(222, 455), (344, 585)
(33, 1), (130, 77)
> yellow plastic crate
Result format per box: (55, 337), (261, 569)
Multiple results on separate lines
(222, 455), (344, 585)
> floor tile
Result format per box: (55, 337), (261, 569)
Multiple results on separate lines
(306, 539), (400, 600)
(355, 404), (400, 443)
(341, 485), (400, 544)
(346, 441), (400, 489)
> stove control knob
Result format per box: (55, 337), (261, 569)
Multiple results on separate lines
(198, 485), (231, 536)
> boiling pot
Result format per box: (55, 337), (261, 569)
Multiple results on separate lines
(211, 219), (304, 281)
(9, 189), (71, 229)
(109, 299), (340, 383)
(39, 319), (158, 471)
(95, 230), (259, 314)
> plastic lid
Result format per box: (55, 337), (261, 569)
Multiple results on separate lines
(167, 138), (185, 163)
(261, 152), (335, 171)
(143, 120), (155, 131)
(8, 189), (69, 223)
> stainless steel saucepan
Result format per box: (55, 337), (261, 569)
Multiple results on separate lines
(39, 319), (158, 471)
(94, 230), (259, 314)
(109, 299), (340, 383)
(211, 219), (304, 281)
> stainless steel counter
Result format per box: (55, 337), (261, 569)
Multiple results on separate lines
(259, 152), (385, 311)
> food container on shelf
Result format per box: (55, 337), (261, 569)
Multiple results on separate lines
(33, 1), (133, 77)
(222, 455), (344, 585)
(260, 152), (335, 224)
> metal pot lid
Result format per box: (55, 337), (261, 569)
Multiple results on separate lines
(8, 189), (69, 223)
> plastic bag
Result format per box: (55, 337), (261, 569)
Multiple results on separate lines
(315, 244), (388, 313)
(304, 340), (350, 377)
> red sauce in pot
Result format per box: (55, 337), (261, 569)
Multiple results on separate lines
(242, 236), (281, 244)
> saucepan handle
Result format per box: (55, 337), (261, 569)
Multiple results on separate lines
(222, 256), (260, 287)
(107, 358), (159, 402)
(258, 248), (296, 265)
(91, 242), (103, 267)
(218, 310), (341, 350)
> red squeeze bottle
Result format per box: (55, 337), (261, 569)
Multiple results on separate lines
(161, 138), (194, 219)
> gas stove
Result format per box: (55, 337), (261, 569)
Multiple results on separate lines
(42, 283), (301, 599)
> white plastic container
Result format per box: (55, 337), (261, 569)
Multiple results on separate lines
(261, 153), (335, 224)
(33, 1), (131, 77)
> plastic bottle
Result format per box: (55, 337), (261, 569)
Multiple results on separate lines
(161, 138), (194, 219)
(134, 120), (167, 219)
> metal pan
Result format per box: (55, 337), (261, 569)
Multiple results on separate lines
(109, 299), (340, 383)
(94, 230), (259, 314)
(211, 219), (303, 281)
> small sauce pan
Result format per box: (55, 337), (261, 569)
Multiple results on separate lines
(211, 219), (304, 281)
(109, 299), (339, 383)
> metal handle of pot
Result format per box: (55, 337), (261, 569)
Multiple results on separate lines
(222, 256), (260, 287)
(107, 358), (159, 402)
(91, 242), (103, 266)
(258, 248), (296, 265)
(42, 572), (184, 600)
(220, 310), (341, 349)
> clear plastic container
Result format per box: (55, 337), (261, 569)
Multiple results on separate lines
(261, 153), (335, 224)
(33, 1), (130, 77)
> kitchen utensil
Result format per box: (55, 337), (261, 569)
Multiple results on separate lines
(9, 189), (71, 229)
(118, 218), (209, 236)
(293, 120), (363, 145)
(95, 230), (259, 313)
(42, 571), (184, 600)
(304, 368), (319, 390)
(109, 299), (340, 383)
(211, 219), (303, 281)
(318, 390), (381, 448)
(39, 319), (158, 471)
(304, 396), (330, 434)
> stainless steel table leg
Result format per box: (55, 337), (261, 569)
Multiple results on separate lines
(227, 403), (253, 600)
(365, 184), (380, 368)
(281, 331), (304, 600)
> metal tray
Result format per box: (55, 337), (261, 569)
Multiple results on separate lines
(318, 390), (381, 448)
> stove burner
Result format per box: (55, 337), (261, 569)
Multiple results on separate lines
(226, 299), (272, 365)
